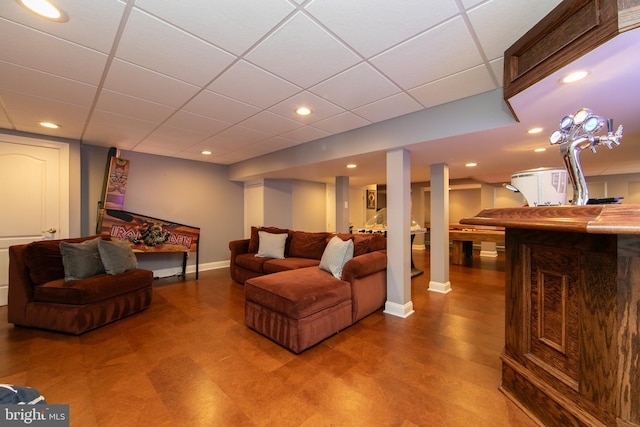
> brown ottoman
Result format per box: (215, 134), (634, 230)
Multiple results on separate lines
(244, 267), (352, 353)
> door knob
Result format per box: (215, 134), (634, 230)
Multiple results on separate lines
(44, 227), (57, 234)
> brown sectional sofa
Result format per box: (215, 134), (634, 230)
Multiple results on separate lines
(229, 227), (388, 353)
(8, 236), (153, 335)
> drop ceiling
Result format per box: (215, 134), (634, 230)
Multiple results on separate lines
(1, 0), (639, 186)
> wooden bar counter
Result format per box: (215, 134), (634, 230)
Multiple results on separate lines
(461, 205), (640, 427)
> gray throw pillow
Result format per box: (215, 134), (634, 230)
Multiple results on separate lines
(319, 236), (354, 279)
(255, 231), (287, 259)
(98, 239), (138, 275)
(59, 237), (105, 281)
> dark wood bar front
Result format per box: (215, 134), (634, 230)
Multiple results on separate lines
(461, 206), (640, 427)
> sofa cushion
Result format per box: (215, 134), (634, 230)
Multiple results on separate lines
(98, 239), (138, 275)
(366, 233), (387, 252)
(288, 231), (329, 260)
(59, 237), (105, 281)
(23, 236), (99, 285)
(245, 267), (351, 319)
(33, 268), (153, 305)
(333, 233), (372, 257)
(248, 226), (290, 253)
(263, 257), (320, 274)
(320, 236), (354, 279)
(236, 253), (271, 273)
(255, 231), (287, 259)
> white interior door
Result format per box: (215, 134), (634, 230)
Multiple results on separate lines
(0, 135), (69, 306)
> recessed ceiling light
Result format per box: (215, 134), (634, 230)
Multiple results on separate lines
(560, 70), (588, 84)
(527, 127), (543, 134)
(465, 162), (477, 167)
(39, 121), (59, 129)
(18, 0), (68, 22)
(346, 164), (357, 169)
(296, 107), (311, 116)
(534, 147), (546, 152)
(201, 150), (212, 155)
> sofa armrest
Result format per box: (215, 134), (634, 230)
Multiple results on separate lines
(341, 250), (387, 283)
(8, 244), (34, 325)
(229, 239), (250, 257)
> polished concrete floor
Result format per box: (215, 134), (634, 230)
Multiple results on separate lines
(0, 249), (537, 426)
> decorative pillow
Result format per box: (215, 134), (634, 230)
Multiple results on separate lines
(320, 236), (354, 279)
(98, 239), (138, 275)
(248, 226), (290, 253)
(59, 237), (105, 281)
(23, 236), (95, 285)
(255, 231), (287, 259)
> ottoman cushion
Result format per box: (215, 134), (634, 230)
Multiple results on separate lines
(245, 267), (351, 320)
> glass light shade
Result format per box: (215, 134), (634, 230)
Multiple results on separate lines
(364, 208), (421, 230)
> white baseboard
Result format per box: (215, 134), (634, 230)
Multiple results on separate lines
(429, 280), (452, 294)
(479, 250), (498, 258)
(153, 260), (230, 279)
(0, 285), (7, 306)
(384, 301), (415, 318)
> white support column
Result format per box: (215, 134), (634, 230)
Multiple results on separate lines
(429, 163), (451, 293)
(384, 148), (414, 318)
(479, 183), (498, 258)
(335, 176), (350, 233)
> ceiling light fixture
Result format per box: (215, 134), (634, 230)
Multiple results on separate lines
(346, 164), (357, 169)
(465, 162), (477, 167)
(560, 70), (588, 84)
(18, 0), (68, 22)
(39, 121), (59, 129)
(201, 150), (212, 155)
(528, 127), (543, 134)
(534, 147), (546, 152)
(296, 107), (311, 116)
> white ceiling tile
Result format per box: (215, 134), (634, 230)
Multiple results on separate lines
(132, 144), (181, 157)
(232, 142), (283, 159)
(279, 126), (331, 144)
(104, 59), (200, 108)
(352, 93), (423, 123)
(306, 0), (459, 57)
(0, 61), (96, 107)
(95, 89), (174, 124)
(408, 65), (496, 108)
(240, 111), (304, 136)
(1, 91), (88, 136)
(269, 92), (344, 123)
(139, 126), (205, 149)
(468, 0), (563, 60)
(83, 111), (158, 149)
(490, 57), (504, 88)
(259, 136), (302, 152)
(0, 0), (125, 53)
(0, 19), (107, 85)
(371, 16), (483, 89)
(133, 0), (295, 55)
(312, 112), (371, 134)
(183, 90), (260, 124)
(207, 60), (300, 109)
(246, 12), (361, 88)
(310, 63), (400, 110)
(460, 0), (485, 8)
(116, 9), (236, 86)
(205, 126), (271, 148)
(162, 111), (230, 136)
